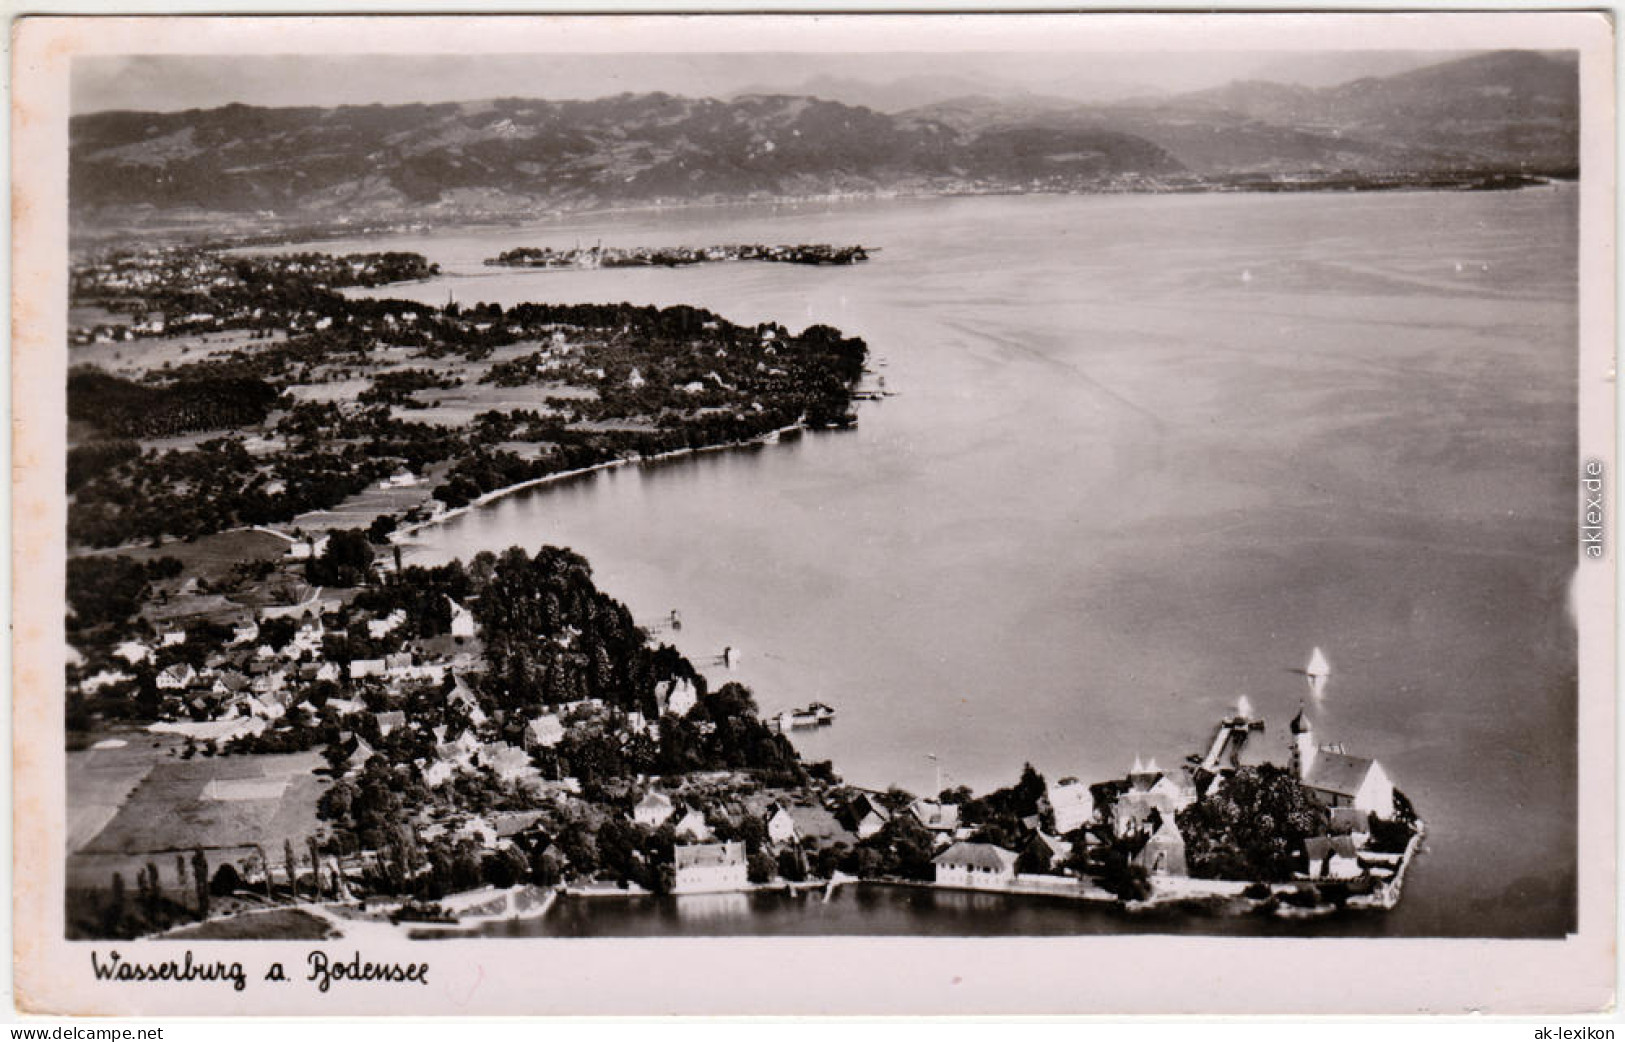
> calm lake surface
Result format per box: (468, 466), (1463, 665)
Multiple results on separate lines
(328, 188), (1577, 937)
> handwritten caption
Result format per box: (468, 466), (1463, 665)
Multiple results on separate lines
(92, 950), (429, 993)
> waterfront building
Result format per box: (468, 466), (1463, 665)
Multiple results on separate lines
(1132, 818), (1188, 876)
(932, 841), (1019, 890)
(1041, 777), (1095, 834)
(673, 841), (748, 894)
(1304, 834), (1363, 879)
(1290, 708), (1396, 817)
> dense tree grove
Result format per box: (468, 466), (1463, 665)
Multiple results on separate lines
(1175, 765), (1330, 882)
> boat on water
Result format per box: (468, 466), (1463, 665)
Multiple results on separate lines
(768, 702), (836, 732)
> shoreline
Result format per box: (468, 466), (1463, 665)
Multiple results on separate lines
(72, 177), (1574, 253)
(389, 422), (810, 545)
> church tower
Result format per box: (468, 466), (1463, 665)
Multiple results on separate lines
(1289, 704), (1317, 780)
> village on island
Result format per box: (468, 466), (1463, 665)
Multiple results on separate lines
(64, 243), (1422, 941)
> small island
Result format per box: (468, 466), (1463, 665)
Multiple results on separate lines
(486, 243), (870, 270)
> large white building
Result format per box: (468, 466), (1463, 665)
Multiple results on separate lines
(1290, 708), (1396, 818)
(932, 841), (1018, 891)
(673, 841), (748, 894)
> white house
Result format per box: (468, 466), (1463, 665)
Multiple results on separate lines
(156, 663), (196, 690)
(230, 620), (260, 646)
(766, 805), (799, 845)
(284, 535), (331, 561)
(1043, 777), (1096, 834)
(374, 710), (407, 737)
(932, 842), (1018, 890)
(524, 714), (565, 750)
(1290, 709), (1396, 817)
(159, 629), (187, 647)
(656, 677), (698, 717)
(673, 841), (749, 894)
(448, 598), (477, 639)
(479, 743), (535, 785)
(845, 793), (891, 840)
(633, 791), (676, 827)
(447, 677), (488, 726)
(113, 641), (152, 666)
(350, 658), (387, 680)
(674, 807), (713, 842)
(1305, 834), (1364, 880)
(908, 798), (961, 834)
(367, 609), (407, 640)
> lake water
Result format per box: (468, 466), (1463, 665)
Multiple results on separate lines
(326, 187), (1577, 937)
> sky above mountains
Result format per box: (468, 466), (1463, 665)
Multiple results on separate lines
(72, 49), (1480, 116)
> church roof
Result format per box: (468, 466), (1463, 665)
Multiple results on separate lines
(1290, 706), (1310, 735)
(1304, 751), (1378, 797)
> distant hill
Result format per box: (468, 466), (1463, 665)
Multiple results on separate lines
(70, 51), (1578, 233)
(904, 50), (1579, 175)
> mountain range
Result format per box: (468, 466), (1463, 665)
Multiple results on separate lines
(69, 50), (1578, 233)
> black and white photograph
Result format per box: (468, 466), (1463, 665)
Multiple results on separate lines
(11, 10), (1616, 1016)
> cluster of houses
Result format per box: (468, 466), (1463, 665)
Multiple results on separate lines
(927, 697), (1402, 895)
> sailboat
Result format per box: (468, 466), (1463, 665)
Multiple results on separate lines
(1306, 647), (1330, 699)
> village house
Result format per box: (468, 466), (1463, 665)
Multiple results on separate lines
(932, 841), (1019, 890)
(1042, 777), (1096, 834)
(656, 677), (698, 717)
(156, 663), (197, 691)
(367, 609), (407, 640)
(159, 628), (186, 647)
(523, 713), (565, 750)
(447, 676), (489, 726)
(674, 807), (713, 842)
(478, 743), (536, 785)
(230, 619), (260, 646)
(908, 798), (961, 835)
(374, 710), (407, 737)
(1290, 709), (1396, 817)
(1021, 831), (1073, 874)
(1112, 757), (1197, 837)
(1304, 834), (1364, 880)
(1132, 818), (1188, 877)
(766, 804), (799, 846)
(113, 640), (152, 666)
(448, 598), (477, 640)
(673, 841), (748, 894)
(844, 792), (892, 839)
(349, 658), (386, 680)
(633, 791), (676, 827)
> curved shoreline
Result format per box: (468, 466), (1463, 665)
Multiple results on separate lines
(389, 422), (809, 545)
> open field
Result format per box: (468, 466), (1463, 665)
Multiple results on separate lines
(68, 328), (287, 381)
(72, 527), (294, 585)
(66, 732), (185, 852)
(81, 749), (331, 856)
